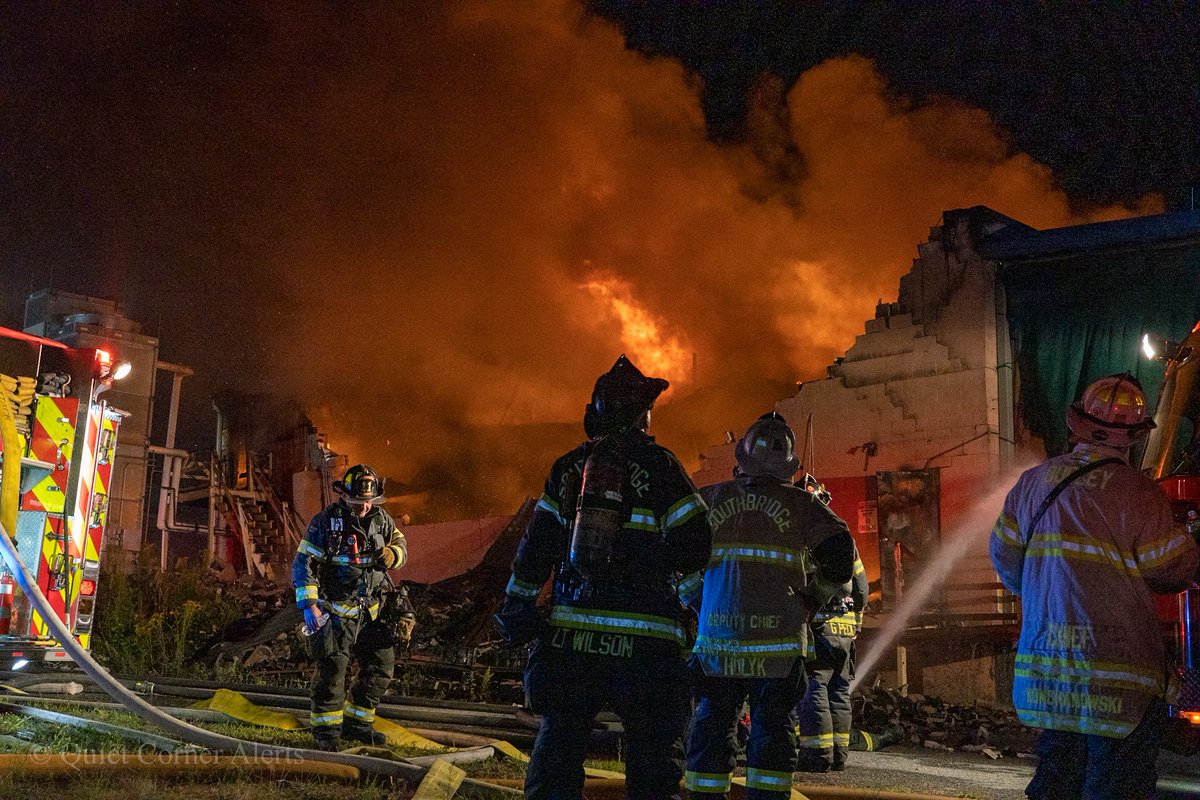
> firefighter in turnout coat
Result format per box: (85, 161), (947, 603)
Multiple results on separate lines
(990, 374), (1200, 800)
(682, 413), (855, 800)
(495, 355), (712, 800)
(796, 534), (868, 773)
(293, 465), (408, 751)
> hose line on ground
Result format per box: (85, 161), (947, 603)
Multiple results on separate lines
(0, 520), (519, 796)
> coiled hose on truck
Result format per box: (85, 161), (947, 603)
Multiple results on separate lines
(0, 519), (518, 795)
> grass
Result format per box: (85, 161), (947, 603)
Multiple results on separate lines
(92, 553), (247, 678)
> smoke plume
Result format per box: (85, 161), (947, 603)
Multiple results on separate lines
(1, 2), (1156, 521)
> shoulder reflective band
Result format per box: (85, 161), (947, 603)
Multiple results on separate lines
(536, 493), (568, 526)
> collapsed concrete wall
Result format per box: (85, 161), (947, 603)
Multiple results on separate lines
(760, 207), (1039, 703)
(780, 207), (1024, 582)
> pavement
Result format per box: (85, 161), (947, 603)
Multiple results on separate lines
(793, 746), (1033, 799)
(796, 745), (1200, 799)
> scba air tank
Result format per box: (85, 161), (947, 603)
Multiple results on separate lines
(569, 436), (628, 578)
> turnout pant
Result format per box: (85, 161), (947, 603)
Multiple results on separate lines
(796, 623), (854, 770)
(309, 611), (396, 736)
(524, 627), (690, 800)
(685, 659), (805, 800)
(1024, 698), (1164, 800)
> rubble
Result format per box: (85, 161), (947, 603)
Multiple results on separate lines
(183, 501), (535, 699)
(196, 574), (303, 676)
(854, 687), (1036, 759)
(401, 500), (536, 683)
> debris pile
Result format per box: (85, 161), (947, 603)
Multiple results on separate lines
(190, 501), (535, 699)
(199, 573), (303, 677)
(854, 687), (1036, 758)
(403, 499), (535, 671)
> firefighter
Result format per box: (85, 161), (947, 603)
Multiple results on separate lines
(495, 354), (711, 800)
(990, 373), (1200, 800)
(683, 413), (855, 800)
(293, 464), (408, 751)
(795, 535), (867, 773)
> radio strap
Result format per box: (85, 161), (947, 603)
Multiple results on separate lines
(1028, 457), (1122, 533)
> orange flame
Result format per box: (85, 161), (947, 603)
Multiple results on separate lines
(585, 278), (689, 387)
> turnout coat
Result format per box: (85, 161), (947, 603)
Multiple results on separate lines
(990, 443), (1199, 738)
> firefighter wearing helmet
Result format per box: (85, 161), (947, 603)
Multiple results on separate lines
(681, 412), (855, 800)
(496, 355), (711, 800)
(292, 464), (409, 751)
(991, 373), (1200, 800)
(795, 523), (868, 773)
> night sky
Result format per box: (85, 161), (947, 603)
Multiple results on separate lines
(593, 1), (1200, 207)
(2, 2), (1197, 521)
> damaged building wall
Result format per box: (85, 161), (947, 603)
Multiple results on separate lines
(747, 204), (1200, 704)
(760, 207), (1040, 704)
(777, 207), (1030, 590)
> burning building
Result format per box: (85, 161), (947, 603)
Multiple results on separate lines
(697, 203), (1200, 702)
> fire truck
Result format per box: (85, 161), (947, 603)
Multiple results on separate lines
(1141, 319), (1200, 719)
(0, 324), (126, 669)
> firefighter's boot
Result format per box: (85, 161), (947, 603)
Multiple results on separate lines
(849, 724), (905, 752)
(794, 749), (831, 773)
(312, 727), (342, 752)
(344, 721), (388, 746)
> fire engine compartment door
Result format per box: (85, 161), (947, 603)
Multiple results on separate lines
(21, 395), (79, 514)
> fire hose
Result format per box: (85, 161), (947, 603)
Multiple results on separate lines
(0, 518), (518, 795)
(0, 692), (502, 762)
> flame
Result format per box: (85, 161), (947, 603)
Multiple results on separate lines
(585, 278), (689, 386)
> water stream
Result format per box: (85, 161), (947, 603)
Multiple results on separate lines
(849, 464), (1032, 692)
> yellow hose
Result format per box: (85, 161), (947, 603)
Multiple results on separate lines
(0, 522), (521, 797)
(0, 752), (359, 780)
(0, 376), (22, 539)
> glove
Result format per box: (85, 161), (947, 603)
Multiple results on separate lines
(379, 545), (403, 569)
(391, 586), (417, 644)
(397, 612), (417, 643)
(303, 605), (327, 635)
(494, 597), (543, 646)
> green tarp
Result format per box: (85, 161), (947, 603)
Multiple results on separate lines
(1002, 242), (1200, 455)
